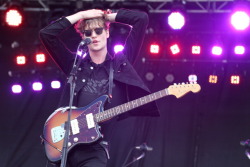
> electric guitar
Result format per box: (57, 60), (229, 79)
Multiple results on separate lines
(42, 82), (201, 163)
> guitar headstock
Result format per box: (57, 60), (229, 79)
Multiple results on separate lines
(168, 82), (201, 98)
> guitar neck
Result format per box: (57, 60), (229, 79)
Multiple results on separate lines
(95, 88), (169, 123)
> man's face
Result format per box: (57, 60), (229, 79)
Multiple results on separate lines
(83, 21), (109, 53)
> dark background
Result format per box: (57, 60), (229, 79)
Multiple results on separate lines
(1, 2), (250, 167)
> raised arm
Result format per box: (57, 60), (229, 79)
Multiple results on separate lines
(114, 9), (149, 64)
(39, 9), (107, 75)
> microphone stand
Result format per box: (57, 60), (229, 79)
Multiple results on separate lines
(122, 147), (146, 167)
(60, 45), (88, 167)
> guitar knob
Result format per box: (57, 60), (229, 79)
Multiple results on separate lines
(68, 142), (72, 147)
(74, 137), (78, 142)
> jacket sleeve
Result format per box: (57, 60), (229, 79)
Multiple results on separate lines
(39, 17), (76, 75)
(115, 9), (149, 64)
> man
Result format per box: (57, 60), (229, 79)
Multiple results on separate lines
(40, 8), (159, 167)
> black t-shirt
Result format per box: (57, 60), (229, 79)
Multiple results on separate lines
(76, 60), (128, 140)
(76, 60), (127, 110)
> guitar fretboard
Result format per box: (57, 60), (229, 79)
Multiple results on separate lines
(95, 88), (169, 122)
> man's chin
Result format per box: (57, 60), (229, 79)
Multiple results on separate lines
(90, 47), (104, 52)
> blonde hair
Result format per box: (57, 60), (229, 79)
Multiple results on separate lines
(75, 17), (110, 37)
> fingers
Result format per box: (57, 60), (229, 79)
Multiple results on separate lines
(80, 9), (112, 20)
(82, 9), (104, 19)
(103, 9), (112, 21)
(106, 9), (112, 14)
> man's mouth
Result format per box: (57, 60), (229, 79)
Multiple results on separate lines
(93, 40), (98, 44)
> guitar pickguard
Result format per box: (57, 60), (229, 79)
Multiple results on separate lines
(43, 95), (108, 163)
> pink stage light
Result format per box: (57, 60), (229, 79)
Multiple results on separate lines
(32, 82), (43, 91)
(16, 55), (26, 65)
(231, 11), (250, 30)
(150, 44), (160, 54)
(168, 11), (185, 30)
(114, 44), (124, 53)
(212, 46), (223, 56)
(234, 45), (245, 55)
(36, 53), (46, 63)
(170, 44), (180, 55)
(12, 84), (22, 93)
(5, 9), (22, 27)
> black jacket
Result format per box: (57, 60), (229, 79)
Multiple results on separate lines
(40, 9), (159, 117)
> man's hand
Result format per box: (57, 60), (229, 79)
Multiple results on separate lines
(104, 9), (117, 22)
(66, 9), (104, 24)
(79, 9), (104, 20)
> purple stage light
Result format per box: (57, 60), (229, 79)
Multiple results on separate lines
(77, 51), (87, 58)
(32, 82), (43, 91)
(192, 45), (201, 55)
(12, 84), (22, 93)
(212, 46), (223, 56)
(51, 80), (61, 89)
(234, 45), (245, 55)
(168, 12), (185, 30)
(114, 44), (124, 53)
(188, 74), (198, 82)
(231, 11), (250, 30)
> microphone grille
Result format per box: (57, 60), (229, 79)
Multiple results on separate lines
(85, 38), (92, 44)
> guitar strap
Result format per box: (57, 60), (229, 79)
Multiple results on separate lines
(108, 60), (114, 103)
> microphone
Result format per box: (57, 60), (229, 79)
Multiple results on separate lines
(240, 139), (250, 147)
(135, 143), (153, 151)
(79, 38), (92, 47)
(77, 38), (92, 57)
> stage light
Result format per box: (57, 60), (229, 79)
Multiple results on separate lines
(5, 2), (23, 27)
(16, 55), (26, 65)
(145, 72), (154, 81)
(230, 75), (240, 84)
(77, 51), (87, 58)
(165, 74), (174, 83)
(11, 84), (22, 93)
(212, 46), (223, 56)
(36, 53), (46, 63)
(234, 45), (245, 55)
(150, 44), (159, 54)
(114, 44), (124, 53)
(51, 80), (61, 89)
(188, 74), (197, 82)
(209, 75), (218, 84)
(32, 82), (43, 91)
(231, 11), (250, 30)
(192, 45), (201, 55)
(168, 11), (185, 30)
(170, 44), (180, 55)
(5, 9), (23, 27)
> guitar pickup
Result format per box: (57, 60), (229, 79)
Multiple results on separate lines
(70, 119), (80, 135)
(86, 113), (95, 129)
